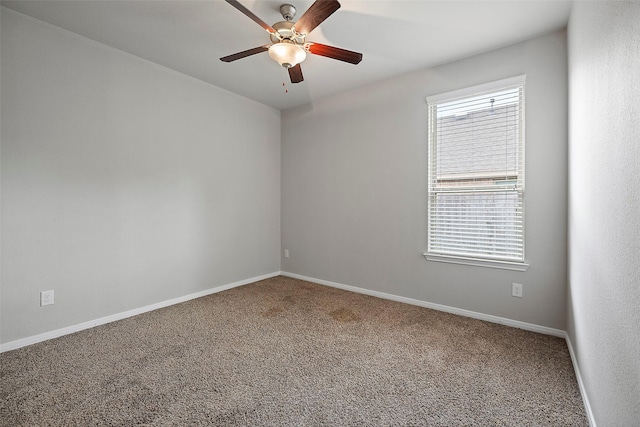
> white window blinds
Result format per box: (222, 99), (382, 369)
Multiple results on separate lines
(427, 76), (525, 264)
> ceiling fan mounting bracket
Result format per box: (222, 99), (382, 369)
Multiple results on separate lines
(279, 4), (297, 21)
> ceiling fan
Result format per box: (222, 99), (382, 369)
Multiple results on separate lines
(220, 0), (363, 84)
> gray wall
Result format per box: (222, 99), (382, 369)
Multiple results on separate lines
(282, 31), (568, 330)
(567, 2), (640, 424)
(0, 9), (281, 344)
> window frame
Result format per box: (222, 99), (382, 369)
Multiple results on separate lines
(423, 75), (529, 271)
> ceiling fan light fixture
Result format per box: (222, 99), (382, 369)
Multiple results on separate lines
(268, 42), (306, 68)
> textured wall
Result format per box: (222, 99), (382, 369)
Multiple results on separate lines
(567, 2), (640, 424)
(282, 31), (568, 329)
(1, 9), (281, 344)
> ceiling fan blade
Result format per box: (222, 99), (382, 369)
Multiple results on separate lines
(288, 64), (304, 84)
(294, 0), (341, 35)
(220, 46), (270, 62)
(225, 0), (275, 33)
(307, 43), (362, 65)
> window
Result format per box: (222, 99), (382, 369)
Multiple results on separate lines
(425, 75), (528, 271)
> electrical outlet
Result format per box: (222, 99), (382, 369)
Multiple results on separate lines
(284, 249), (290, 258)
(40, 290), (55, 306)
(512, 283), (523, 298)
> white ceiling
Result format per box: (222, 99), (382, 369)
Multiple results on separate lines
(1, 0), (572, 110)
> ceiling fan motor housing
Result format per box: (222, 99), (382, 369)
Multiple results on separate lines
(269, 21), (305, 45)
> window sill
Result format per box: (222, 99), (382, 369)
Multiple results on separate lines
(423, 253), (529, 271)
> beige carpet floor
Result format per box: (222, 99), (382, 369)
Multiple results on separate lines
(1, 276), (588, 426)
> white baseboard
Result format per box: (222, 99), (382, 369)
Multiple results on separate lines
(3, 270), (595, 425)
(281, 271), (566, 337)
(0, 271), (281, 353)
(565, 334), (597, 427)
